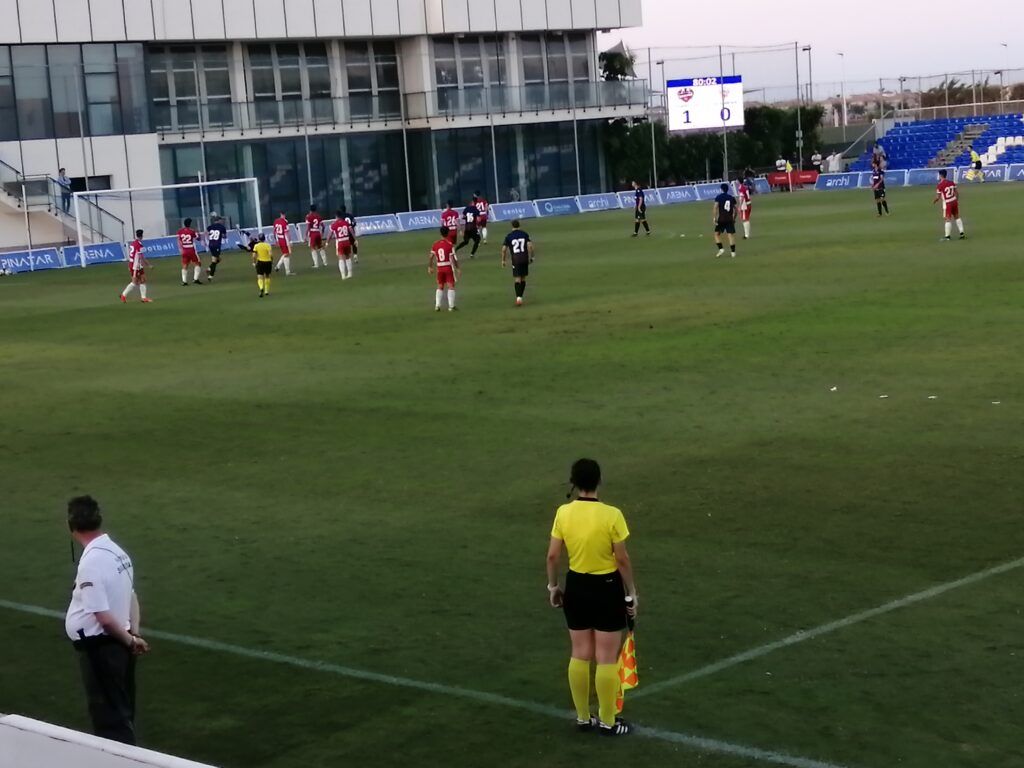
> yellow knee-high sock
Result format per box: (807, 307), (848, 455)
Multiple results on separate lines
(595, 663), (619, 726)
(567, 658), (591, 722)
(257, 275), (264, 291)
(264, 275), (271, 294)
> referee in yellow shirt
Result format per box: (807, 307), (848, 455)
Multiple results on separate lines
(252, 234), (273, 297)
(546, 458), (637, 737)
(968, 146), (984, 183)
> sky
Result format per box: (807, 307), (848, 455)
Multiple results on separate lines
(599, 0), (1022, 97)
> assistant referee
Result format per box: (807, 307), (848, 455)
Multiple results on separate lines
(546, 458), (637, 737)
(252, 233), (273, 298)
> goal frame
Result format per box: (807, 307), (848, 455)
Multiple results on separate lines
(72, 177), (262, 268)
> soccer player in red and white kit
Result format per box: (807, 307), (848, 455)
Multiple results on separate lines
(273, 212), (293, 275)
(306, 205), (327, 269)
(473, 191), (490, 244)
(429, 226), (460, 311)
(441, 201), (461, 245)
(933, 170), (966, 241)
(737, 181), (753, 239)
(177, 218), (203, 285)
(329, 210), (356, 279)
(120, 229), (152, 303)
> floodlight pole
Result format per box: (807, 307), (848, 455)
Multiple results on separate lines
(838, 52), (848, 141)
(718, 46), (729, 179)
(794, 42), (803, 171)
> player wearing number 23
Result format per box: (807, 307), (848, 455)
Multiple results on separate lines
(713, 183), (738, 259)
(500, 220), (534, 307)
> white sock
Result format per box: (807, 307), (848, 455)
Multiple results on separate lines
(447, 289), (456, 308)
(743, 221), (751, 238)
(283, 256), (291, 274)
(435, 288), (444, 308)
(139, 283), (148, 299)
(276, 256), (285, 269)
(194, 265), (202, 281)
(944, 221), (952, 237)
(956, 218), (964, 234)
(181, 268), (188, 283)
(312, 253), (319, 267)
(338, 260), (345, 275)
(482, 227), (488, 241)
(345, 260), (353, 278)
(319, 250), (327, 266)
(122, 283), (135, 297)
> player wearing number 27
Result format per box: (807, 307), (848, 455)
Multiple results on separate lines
(500, 220), (534, 307)
(934, 170), (966, 241)
(429, 226), (460, 312)
(713, 183), (738, 258)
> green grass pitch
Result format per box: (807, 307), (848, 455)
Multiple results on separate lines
(2, 184), (1022, 768)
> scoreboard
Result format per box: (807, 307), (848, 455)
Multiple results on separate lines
(666, 75), (745, 132)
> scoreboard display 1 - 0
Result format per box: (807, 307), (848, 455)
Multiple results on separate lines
(666, 76), (745, 132)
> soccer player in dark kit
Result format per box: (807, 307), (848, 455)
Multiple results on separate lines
(631, 180), (650, 237)
(500, 220), (535, 307)
(713, 183), (738, 259)
(456, 198), (482, 258)
(205, 212), (227, 280)
(871, 166), (890, 217)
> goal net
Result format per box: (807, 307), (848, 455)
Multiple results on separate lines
(71, 177), (263, 267)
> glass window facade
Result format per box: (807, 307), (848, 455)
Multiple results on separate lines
(149, 45), (230, 131)
(517, 33), (591, 109)
(0, 47), (14, 141)
(345, 41), (399, 120)
(433, 35), (508, 113)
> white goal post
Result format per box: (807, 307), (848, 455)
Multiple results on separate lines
(72, 177), (263, 268)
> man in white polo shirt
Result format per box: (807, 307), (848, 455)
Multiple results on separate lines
(65, 495), (149, 744)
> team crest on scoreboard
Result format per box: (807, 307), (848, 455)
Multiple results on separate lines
(677, 88), (694, 102)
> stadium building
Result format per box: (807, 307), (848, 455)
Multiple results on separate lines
(0, 0), (647, 249)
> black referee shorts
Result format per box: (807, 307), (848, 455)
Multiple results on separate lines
(255, 260), (273, 276)
(563, 570), (628, 632)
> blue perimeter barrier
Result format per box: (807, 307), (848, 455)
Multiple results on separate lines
(9, 167), (1021, 274)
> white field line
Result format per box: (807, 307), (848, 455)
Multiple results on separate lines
(633, 554), (1024, 700)
(0, 599), (849, 768)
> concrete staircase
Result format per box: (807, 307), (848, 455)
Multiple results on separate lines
(931, 123), (988, 167)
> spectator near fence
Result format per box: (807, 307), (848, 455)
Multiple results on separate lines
(57, 169), (72, 214)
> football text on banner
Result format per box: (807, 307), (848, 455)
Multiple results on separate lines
(63, 242), (126, 267)
(1008, 164), (1024, 181)
(658, 186), (700, 204)
(355, 215), (401, 236)
(694, 183), (726, 201)
(577, 193), (622, 212)
(139, 236), (183, 259)
(814, 173), (860, 190)
(535, 197), (581, 217)
(0, 248), (62, 273)
(398, 210), (443, 231)
(490, 201), (539, 221)
(616, 189), (662, 208)
(907, 168), (950, 186)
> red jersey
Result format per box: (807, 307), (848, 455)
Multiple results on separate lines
(936, 179), (958, 206)
(330, 218), (354, 243)
(738, 184), (751, 207)
(273, 217), (290, 243)
(432, 238), (456, 269)
(441, 208), (460, 230)
(305, 212), (324, 237)
(475, 198), (490, 220)
(177, 227), (198, 255)
(128, 239), (144, 272)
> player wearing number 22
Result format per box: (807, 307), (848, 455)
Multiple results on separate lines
(934, 170), (966, 241)
(501, 220), (534, 307)
(429, 226), (460, 312)
(713, 184), (738, 258)
(177, 218), (203, 286)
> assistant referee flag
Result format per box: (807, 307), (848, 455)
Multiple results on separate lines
(616, 627), (638, 713)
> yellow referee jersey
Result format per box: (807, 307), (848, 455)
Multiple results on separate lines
(253, 241), (273, 262)
(970, 150), (981, 164)
(551, 499), (629, 575)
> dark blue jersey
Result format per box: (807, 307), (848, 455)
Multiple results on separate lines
(503, 229), (531, 263)
(463, 205), (481, 230)
(206, 222), (227, 252)
(635, 188), (646, 209)
(343, 213), (356, 230)
(715, 193), (737, 223)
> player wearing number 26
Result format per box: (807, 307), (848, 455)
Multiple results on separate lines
(500, 220), (534, 307)
(713, 183), (738, 259)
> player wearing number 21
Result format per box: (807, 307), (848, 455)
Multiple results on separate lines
(500, 220), (534, 307)
(713, 183), (738, 258)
